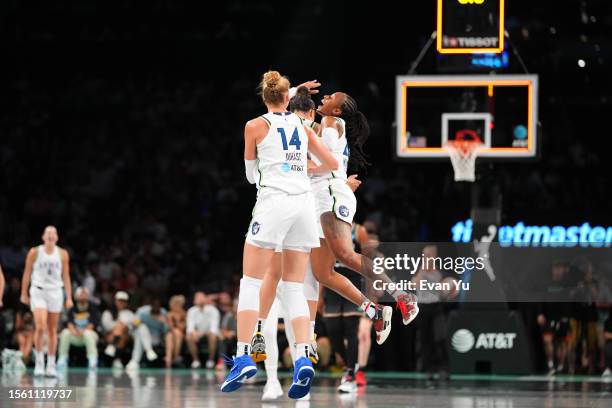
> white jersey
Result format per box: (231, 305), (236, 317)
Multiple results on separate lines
(30, 245), (64, 289)
(310, 117), (348, 184)
(255, 112), (310, 195)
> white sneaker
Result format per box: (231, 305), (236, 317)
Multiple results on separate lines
(338, 374), (356, 393)
(603, 368), (612, 377)
(191, 360), (201, 369)
(56, 356), (68, 371)
(145, 349), (158, 361)
(45, 364), (58, 378)
(34, 361), (45, 377)
(297, 392), (311, 401)
(104, 344), (116, 358)
(112, 358), (124, 370)
(88, 356), (98, 370)
(205, 360), (214, 369)
(262, 379), (283, 401)
(126, 360), (139, 372)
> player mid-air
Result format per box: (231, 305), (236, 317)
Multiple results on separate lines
(20, 226), (73, 377)
(220, 71), (338, 399)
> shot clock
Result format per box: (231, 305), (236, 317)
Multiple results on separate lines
(437, 0), (505, 54)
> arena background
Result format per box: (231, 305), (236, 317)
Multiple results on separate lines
(1, 1), (611, 406)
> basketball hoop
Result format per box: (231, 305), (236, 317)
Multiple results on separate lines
(445, 130), (483, 182)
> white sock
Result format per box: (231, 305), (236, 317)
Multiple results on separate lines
(360, 300), (377, 319)
(237, 342), (250, 357)
(389, 289), (408, 301)
(295, 343), (309, 359)
(310, 321), (316, 341)
(266, 362), (278, 382)
(47, 355), (56, 367)
(35, 350), (44, 365)
(256, 318), (266, 334)
(548, 360), (554, 369)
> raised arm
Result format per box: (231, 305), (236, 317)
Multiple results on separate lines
(61, 249), (73, 310)
(306, 126), (338, 171)
(20, 248), (37, 306)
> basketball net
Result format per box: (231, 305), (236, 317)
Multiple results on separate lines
(446, 130), (483, 182)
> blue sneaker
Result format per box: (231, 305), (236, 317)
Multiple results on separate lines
(288, 356), (315, 399)
(220, 354), (257, 392)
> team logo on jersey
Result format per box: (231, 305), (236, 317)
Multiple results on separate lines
(251, 222), (261, 235)
(338, 205), (350, 218)
(280, 162), (290, 173)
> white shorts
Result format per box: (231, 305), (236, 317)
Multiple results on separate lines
(313, 178), (357, 238)
(29, 286), (64, 313)
(246, 189), (320, 252)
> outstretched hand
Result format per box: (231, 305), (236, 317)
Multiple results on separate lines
(298, 80), (321, 94)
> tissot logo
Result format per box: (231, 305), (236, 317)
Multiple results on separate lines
(451, 329), (517, 352)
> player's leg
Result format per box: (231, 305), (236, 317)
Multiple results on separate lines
(321, 212), (418, 325)
(251, 252), (282, 362)
(45, 311), (60, 376)
(338, 315), (360, 393)
(32, 307), (48, 376)
(356, 317), (372, 386)
(262, 298), (283, 401)
(303, 260), (320, 363)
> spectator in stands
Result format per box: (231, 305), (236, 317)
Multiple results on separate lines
(0, 264), (5, 308)
(574, 260), (612, 374)
(2, 275), (35, 364)
(411, 245), (458, 379)
(604, 314), (612, 377)
(165, 295), (186, 368)
(57, 287), (101, 370)
(101, 291), (135, 369)
(126, 298), (168, 371)
(186, 291), (220, 369)
(218, 298), (237, 370)
(537, 261), (572, 375)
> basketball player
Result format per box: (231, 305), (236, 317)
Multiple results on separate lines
(311, 92), (419, 343)
(220, 71), (338, 400)
(20, 226), (73, 377)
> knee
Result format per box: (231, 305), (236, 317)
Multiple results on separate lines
(36, 323), (47, 333)
(334, 247), (354, 265)
(83, 330), (96, 340)
(60, 328), (71, 339)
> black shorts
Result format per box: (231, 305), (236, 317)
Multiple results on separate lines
(323, 266), (364, 318)
(542, 317), (570, 339)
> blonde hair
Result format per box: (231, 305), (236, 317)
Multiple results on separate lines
(169, 295), (186, 309)
(259, 70), (290, 106)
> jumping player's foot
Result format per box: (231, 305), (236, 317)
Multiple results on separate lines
(355, 369), (367, 387)
(220, 354), (257, 393)
(262, 379), (283, 401)
(308, 334), (319, 365)
(372, 304), (393, 345)
(396, 294), (419, 325)
(288, 356), (315, 399)
(250, 332), (267, 363)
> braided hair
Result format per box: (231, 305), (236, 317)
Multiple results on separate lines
(340, 94), (370, 173)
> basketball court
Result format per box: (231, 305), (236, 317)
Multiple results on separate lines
(2, 369), (612, 407)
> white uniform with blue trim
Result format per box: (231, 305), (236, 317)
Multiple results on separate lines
(310, 117), (357, 237)
(246, 112), (319, 251)
(29, 245), (65, 313)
